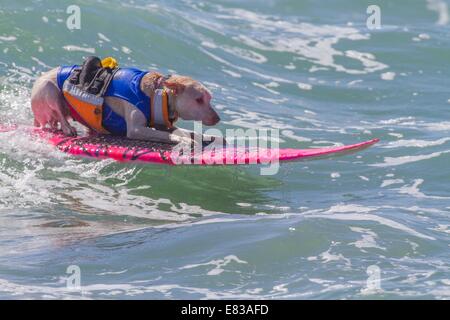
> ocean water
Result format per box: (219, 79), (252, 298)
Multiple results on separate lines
(0, 0), (449, 299)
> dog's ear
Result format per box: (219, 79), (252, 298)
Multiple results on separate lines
(164, 78), (185, 95)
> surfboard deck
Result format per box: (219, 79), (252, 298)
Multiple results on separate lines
(0, 125), (379, 165)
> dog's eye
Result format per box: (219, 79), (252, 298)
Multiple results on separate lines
(196, 97), (204, 104)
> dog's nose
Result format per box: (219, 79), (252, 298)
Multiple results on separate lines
(211, 113), (220, 124)
(203, 113), (220, 126)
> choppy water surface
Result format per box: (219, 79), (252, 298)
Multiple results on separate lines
(0, 0), (449, 299)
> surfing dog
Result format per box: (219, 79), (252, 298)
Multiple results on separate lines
(31, 57), (220, 144)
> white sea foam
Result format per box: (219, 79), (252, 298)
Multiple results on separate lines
(63, 45), (96, 54)
(381, 179), (404, 188)
(317, 249), (351, 265)
(306, 204), (434, 240)
(0, 276), (331, 299)
(252, 82), (280, 95)
(373, 117), (450, 132)
(180, 255), (248, 276)
(284, 63), (296, 70)
(348, 79), (363, 86)
(382, 138), (450, 148)
(223, 108), (295, 133)
(193, 5), (388, 82)
(200, 47), (293, 84)
(0, 125), (221, 223)
(220, 45), (267, 64)
(281, 130), (312, 142)
(97, 33), (111, 42)
(372, 150), (450, 167)
(293, 116), (322, 127)
(431, 224), (450, 235)
(297, 82), (313, 90)
(121, 46), (132, 54)
(271, 283), (289, 294)
(97, 270), (128, 276)
(381, 72), (396, 81)
(309, 278), (334, 285)
(308, 213), (434, 240)
(257, 96), (288, 104)
(213, 7), (388, 75)
(349, 227), (385, 250)
(222, 69), (241, 78)
(0, 35), (17, 42)
(31, 57), (52, 69)
(396, 179), (450, 200)
(331, 172), (341, 179)
(422, 122), (450, 131)
(236, 202), (252, 207)
(427, 0), (449, 25)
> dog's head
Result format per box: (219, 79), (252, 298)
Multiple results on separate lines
(164, 75), (220, 126)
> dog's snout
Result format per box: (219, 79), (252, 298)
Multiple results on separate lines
(203, 112), (220, 126)
(211, 113), (220, 124)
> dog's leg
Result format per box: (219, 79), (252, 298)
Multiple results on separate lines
(124, 107), (188, 144)
(105, 96), (191, 144)
(49, 91), (77, 136)
(43, 83), (76, 136)
(170, 126), (226, 145)
(32, 70), (77, 136)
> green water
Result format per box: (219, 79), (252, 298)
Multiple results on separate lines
(0, 0), (449, 299)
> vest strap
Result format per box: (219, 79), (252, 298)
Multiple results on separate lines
(62, 82), (109, 134)
(61, 56), (119, 134)
(150, 89), (173, 129)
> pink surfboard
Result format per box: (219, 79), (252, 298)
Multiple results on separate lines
(0, 125), (378, 165)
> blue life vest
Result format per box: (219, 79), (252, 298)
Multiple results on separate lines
(57, 65), (151, 135)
